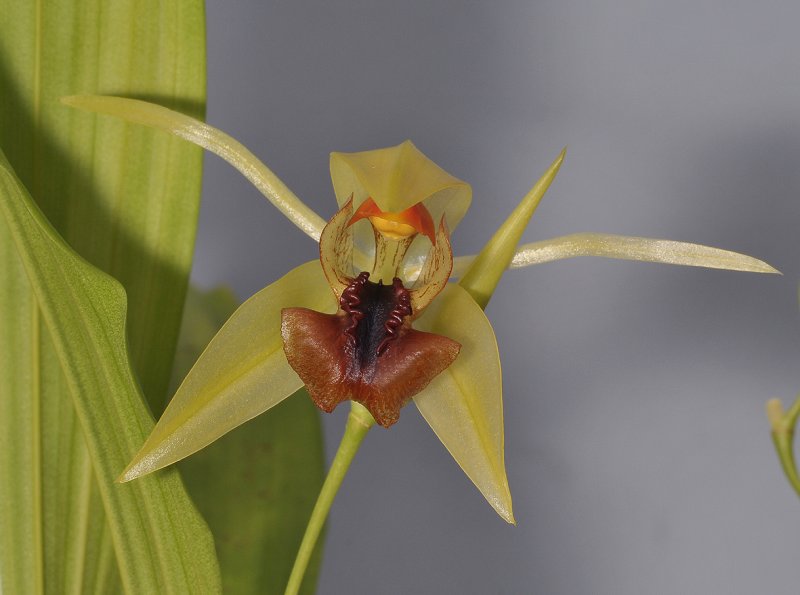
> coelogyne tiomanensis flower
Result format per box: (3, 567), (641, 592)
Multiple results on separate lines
(61, 95), (780, 595)
(112, 138), (521, 519)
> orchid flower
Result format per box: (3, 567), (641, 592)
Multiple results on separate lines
(63, 96), (779, 594)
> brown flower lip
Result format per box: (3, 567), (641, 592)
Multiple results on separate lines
(281, 199), (460, 427)
(281, 272), (460, 427)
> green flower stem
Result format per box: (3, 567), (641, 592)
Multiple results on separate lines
(285, 401), (376, 595)
(767, 396), (800, 498)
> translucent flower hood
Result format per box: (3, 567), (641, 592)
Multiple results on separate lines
(331, 140), (471, 268)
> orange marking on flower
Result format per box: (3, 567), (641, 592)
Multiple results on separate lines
(348, 197), (437, 244)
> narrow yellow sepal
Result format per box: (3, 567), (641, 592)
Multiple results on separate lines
(413, 283), (514, 524)
(498, 233), (780, 274)
(119, 261), (332, 481)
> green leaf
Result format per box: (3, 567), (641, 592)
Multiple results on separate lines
(0, 148), (221, 593)
(0, 182), (41, 594)
(0, 1), (210, 592)
(174, 286), (326, 595)
(1, 3), (206, 413)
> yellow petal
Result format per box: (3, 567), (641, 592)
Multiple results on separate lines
(459, 148), (565, 308)
(494, 233), (779, 274)
(61, 95), (327, 241)
(413, 283), (514, 524)
(120, 261), (333, 481)
(330, 140), (471, 267)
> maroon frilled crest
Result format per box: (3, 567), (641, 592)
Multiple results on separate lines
(281, 198), (460, 427)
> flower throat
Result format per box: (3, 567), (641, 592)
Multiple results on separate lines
(340, 272), (413, 362)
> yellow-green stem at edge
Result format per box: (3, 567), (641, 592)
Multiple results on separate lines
(284, 401), (376, 595)
(766, 396), (800, 498)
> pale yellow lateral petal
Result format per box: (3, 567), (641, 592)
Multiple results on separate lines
(459, 148), (565, 308)
(330, 140), (471, 267)
(413, 283), (514, 524)
(61, 95), (327, 241)
(120, 261), (333, 482)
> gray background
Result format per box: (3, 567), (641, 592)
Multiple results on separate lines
(195, 2), (800, 593)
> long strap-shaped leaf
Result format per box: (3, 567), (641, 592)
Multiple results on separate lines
(1, 2), (209, 592)
(0, 149), (221, 593)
